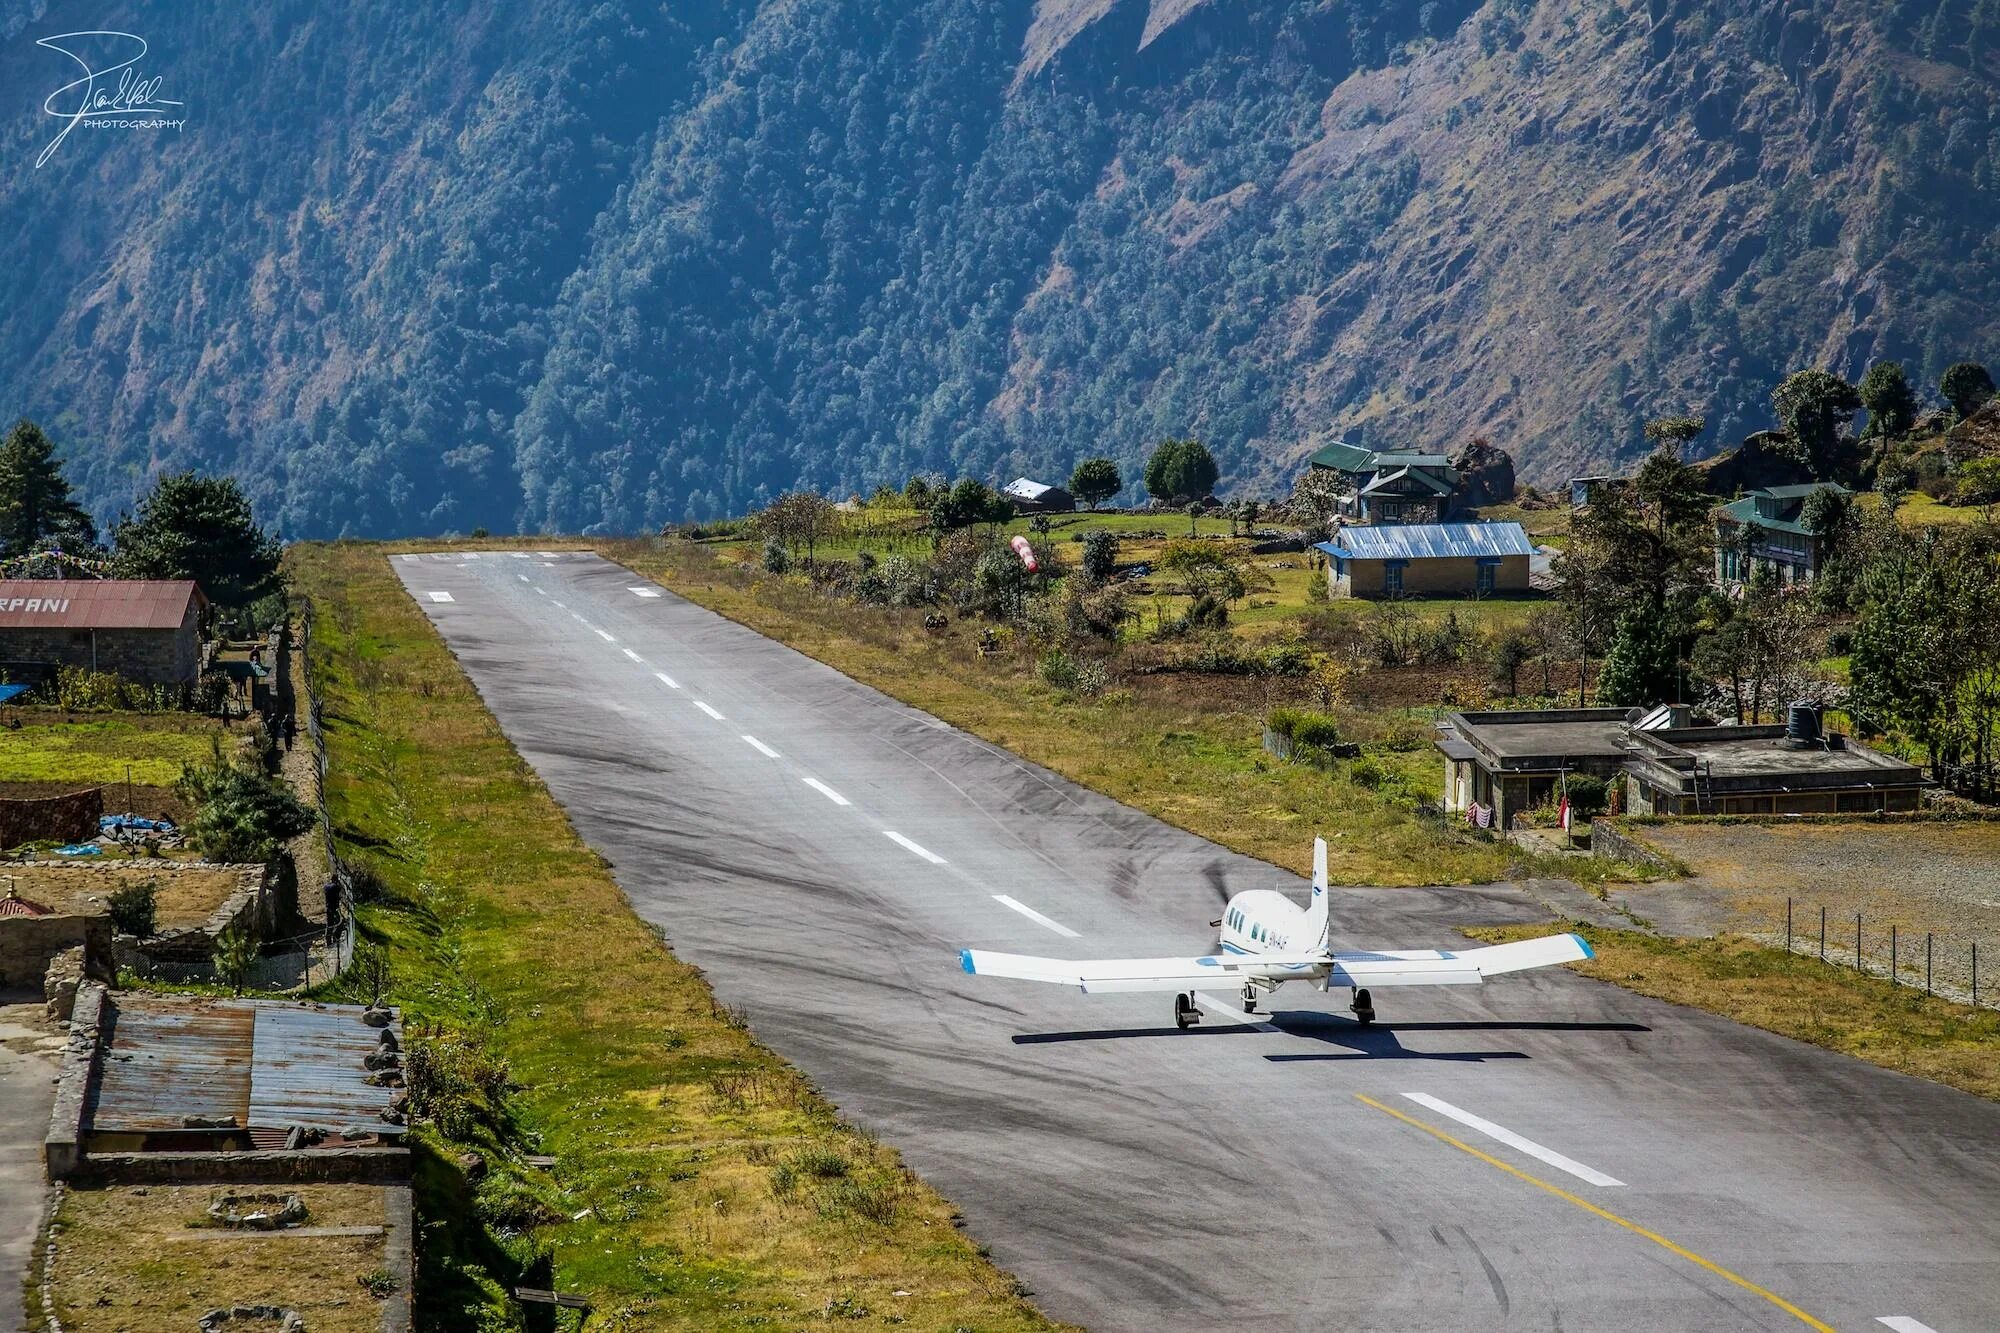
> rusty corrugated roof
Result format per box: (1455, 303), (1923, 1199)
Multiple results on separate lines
(0, 889), (52, 917)
(0, 580), (204, 630)
(87, 996), (404, 1138)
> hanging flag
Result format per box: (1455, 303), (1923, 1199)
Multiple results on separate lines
(1558, 796), (1572, 832)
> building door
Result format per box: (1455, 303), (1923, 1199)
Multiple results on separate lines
(1476, 562), (1497, 596)
(1384, 563), (1404, 596)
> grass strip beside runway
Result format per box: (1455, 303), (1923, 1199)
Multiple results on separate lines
(291, 544), (1060, 1331)
(1468, 924), (2000, 1102)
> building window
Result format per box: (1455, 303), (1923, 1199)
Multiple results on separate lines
(1384, 563), (1405, 596)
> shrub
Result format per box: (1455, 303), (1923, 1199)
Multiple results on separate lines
(1565, 775), (1610, 819)
(791, 1146), (851, 1179)
(1039, 648), (1108, 697)
(176, 740), (316, 863)
(213, 918), (260, 995)
(970, 547), (1034, 618)
(1186, 593), (1228, 629)
(761, 539), (790, 573)
(1951, 456), (2000, 507)
(1267, 707), (1341, 750)
(406, 1024), (513, 1141)
(107, 881), (157, 937)
(881, 554), (932, 606)
(1349, 755), (1389, 789)
(1080, 529), (1117, 585)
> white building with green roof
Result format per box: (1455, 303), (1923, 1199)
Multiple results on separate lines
(1713, 482), (1850, 587)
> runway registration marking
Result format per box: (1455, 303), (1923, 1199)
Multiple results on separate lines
(595, 629), (616, 642)
(1401, 1094), (1624, 1187)
(1356, 1094), (1835, 1333)
(622, 648), (644, 663)
(654, 672), (680, 689)
(628, 586), (662, 597)
(741, 735), (779, 758)
(426, 591), (454, 603)
(1876, 1319), (1942, 1333)
(991, 894), (1079, 938)
(803, 777), (850, 806)
(884, 831), (946, 864)
(694, 701), (725, 720)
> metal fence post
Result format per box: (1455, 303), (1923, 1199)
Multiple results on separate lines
(1891, 925), (1897, 986)
(1974, 942), (1980, 1008)
(1926, 933), (1932, 996)
(1818, 906), (1826, 962)
(1855, 913), (1862, 973)
(1785, 897), (1793, 955)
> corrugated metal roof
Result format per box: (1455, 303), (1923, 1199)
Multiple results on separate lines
(1319, 521), (1533, 561)
(1003, 478), (1054, 500)
(91, 999), (254, 1133)
(0, 580), (204, 630)
(87, 997), (404, 1137)
(249, 1003), (406, 1136)
(0, 890), (52, 917)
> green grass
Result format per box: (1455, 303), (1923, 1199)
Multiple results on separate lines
(0, 715), (229, 786)
(290, 543), (1059, 1332)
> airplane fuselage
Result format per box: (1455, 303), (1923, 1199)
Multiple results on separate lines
(1219, 889), (1311, 957)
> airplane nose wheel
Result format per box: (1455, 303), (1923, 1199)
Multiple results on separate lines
(1351, 987), (1375, 1026)
(1174, 992), (1199, 1029)
(1240, 983), (1259, 1015)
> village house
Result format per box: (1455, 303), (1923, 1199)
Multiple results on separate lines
(0, 579), (206, 685)
(1001, 477), (1076, 514)
(1315, 521), (1533, 599)
(1712, 483), (1851, 587)
(1307, 441), (1460, 525)
(1437, 704), (1925, 829)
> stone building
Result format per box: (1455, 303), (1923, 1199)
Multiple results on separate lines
(0, 580), (206, 685)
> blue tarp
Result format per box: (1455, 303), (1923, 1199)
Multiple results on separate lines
(54, 843), (102, 856)
(101, 814), (176, 834)
(0, 683), (28, 704)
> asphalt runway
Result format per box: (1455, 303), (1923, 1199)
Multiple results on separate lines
(396, 550), (2000, 1332)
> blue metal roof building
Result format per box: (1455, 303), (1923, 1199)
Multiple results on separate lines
(1314, 521), (1535, 599)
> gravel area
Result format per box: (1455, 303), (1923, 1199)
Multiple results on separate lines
(1612, 821), (2000, 1001)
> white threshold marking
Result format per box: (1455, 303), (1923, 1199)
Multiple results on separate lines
(654, 672), (680, 689)
(802, 777), (849, 806)
(884, 831), (946, 864)
(462, 552), (481, 560)
(622, 648), (643, 662)
(426, 591), (453, 603)
(628, 586), (662, 598)
(510, 552), (530, 559)
(1877, 1319), (1942, 1333)
(397, 553), (417, 562)
(1192, 993), (1278, 1031)
(1401, 1094), (1624, 1187)
(741, 735), (779, 758)
(693, 701), (725, 720)
(991, 894), (1079, 938)
(537, 550), (559, 558)
(594, 629), (616, 642)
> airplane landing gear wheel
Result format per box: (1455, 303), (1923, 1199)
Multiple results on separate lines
(1240, 983), (1259, 1015)
(1174, 992), (1199, 1030)
(1351, 987), (1375, 1026)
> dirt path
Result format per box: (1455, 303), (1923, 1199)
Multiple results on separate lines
(0, 997), (62, 1333)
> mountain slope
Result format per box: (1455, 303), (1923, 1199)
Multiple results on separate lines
(3, 1), (1997, 535)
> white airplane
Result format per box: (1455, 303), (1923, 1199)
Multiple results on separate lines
(960, 838), (1593, 1029)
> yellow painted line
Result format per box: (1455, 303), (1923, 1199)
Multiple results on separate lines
(1354, 1094), (1836, 1333)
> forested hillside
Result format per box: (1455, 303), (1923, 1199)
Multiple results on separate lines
(3, 0), (1998, 535)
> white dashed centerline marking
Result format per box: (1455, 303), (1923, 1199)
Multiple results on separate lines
(552, 601), (566, 609)
(426, 591), (454, 603)
(1401, 1094), (1624, 1187)
(594, 629), (615, 642)
(694, 701), (725, 720)
(518, 574), (530, 582)
(741, 735), (779, 758)
(628, 586), (662, 598)
(622, 648), (643, 663)
(654, 672), (680, 689)
(991, 895), (1079, 938)
(803, 777), (849, 806)
(533, 587), (546, 596)
(1877, 1319), (1943, 1333)
(884, 832), (946, 864)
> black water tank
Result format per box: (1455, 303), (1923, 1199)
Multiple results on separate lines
(1786, 702), (1821, 744)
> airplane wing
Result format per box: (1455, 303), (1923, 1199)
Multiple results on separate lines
(1330, 932), (1591, 988)
(960, 948), (1327, 994)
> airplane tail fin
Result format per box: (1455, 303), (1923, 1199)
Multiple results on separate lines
(1301, 837), (1331, 949)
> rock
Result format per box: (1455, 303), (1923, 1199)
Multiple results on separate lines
(1451, 438), (1518, 510)
(457, 1151), (487, 1182)
(360, 1006), (393, 1028)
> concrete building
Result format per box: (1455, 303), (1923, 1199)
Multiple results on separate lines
(1001, 478), (1075, 514)
(1307, 442), (1460, 525)
(0, 580), (205, 685)
(1437, 706), (1925, 827)
(1713, 483), (1851, 587)
(1316, 522), (1534, 599)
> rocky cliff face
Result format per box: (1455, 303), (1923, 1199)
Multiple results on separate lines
(1, 1), (1995, 535)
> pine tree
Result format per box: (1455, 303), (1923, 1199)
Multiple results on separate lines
(1597, 603), (1682, 706)
(0, 420), (98, 559)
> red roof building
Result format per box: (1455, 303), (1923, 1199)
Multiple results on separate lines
(0, 580), (206, 685)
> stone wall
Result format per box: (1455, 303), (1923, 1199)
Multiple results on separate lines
(0, 913), (109, 992)
(73, 1147), (411, 1186)
(113, 863), (268, 982)
(0, 786), (102, 847)
(0, 617), (199, 685)
(1589, 819), (1680, 873)
(44, 981), (106, 1180)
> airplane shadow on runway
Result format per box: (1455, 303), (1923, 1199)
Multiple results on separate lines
(1011, 1012), (1649, 1065)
